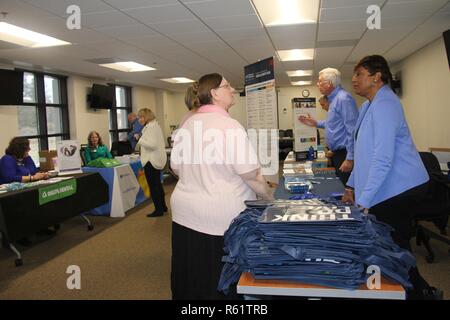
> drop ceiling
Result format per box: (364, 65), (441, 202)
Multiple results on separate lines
(0, 0), (448, 92)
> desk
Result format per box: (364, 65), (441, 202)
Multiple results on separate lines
(236, 169), (405, 300)
(0, 172), (108, 266)
(275, 170), (344, 199)
(82, 162), (149, 217)
(238, 272), (405, 300)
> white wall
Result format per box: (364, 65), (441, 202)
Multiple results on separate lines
(229, 93), (247, 128)
(132, 86), (156, 114)
(392, 37), (450, 151)
(67, 76), (111, 146)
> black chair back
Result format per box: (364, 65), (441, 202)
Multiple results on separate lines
(111, 141), (132, 156)
(80, 144), (88, 166)
(416, 151), (449, 225)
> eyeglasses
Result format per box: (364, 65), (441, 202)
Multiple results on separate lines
(217, 83), (232, 90)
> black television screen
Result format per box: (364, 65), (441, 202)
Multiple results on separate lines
(89, 84), (114, 109)
(0, 69), (24, 105)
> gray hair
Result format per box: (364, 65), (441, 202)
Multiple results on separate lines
(319, 68), (341, 87)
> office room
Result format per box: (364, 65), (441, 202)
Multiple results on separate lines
(0, 0), (449, 305)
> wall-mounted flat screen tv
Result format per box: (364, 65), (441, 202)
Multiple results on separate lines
(89, 83), (114, 109)
(0, 69), (24, 105)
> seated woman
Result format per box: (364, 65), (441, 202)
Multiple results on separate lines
(0, 137), (48, 184)
(84, 131), (113, 164)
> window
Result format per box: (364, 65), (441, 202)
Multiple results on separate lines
(109, 85), (132, 145)
(17, 71), (69, 165)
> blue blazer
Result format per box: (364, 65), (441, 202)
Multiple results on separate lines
(0, 155), (37, 184)
(347, 85), (429, 208)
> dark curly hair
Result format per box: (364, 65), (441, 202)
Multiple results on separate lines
(354, 55), (393, 85)
(5, 137), (31, 159)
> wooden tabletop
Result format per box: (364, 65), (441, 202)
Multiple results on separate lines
(238, 272), (405, 300)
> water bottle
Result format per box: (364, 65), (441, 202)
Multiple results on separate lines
(307, 146), (315, 160)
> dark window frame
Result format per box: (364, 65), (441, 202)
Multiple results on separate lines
(16, 69), (70, 151)
(109, 84), (132, 144)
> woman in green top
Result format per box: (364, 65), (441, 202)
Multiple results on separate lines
(84, 131), (113, 163)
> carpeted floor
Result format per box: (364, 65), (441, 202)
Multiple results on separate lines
(0, 177), (448, 300)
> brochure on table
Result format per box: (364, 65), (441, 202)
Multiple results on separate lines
(56, 140), (82, 175)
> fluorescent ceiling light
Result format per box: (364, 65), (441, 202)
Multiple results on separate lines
(291, 80), (312, 86)
(0, 22), (70, 48)
(286, 70), (313, 77)
(160, 77), (195, 84)
(252, 0), (319, 26)
(99, 61), (155, 72)
(278, 49), (314, 61)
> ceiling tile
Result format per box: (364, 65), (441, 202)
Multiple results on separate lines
(216, 27), (267, 41)
(149, 19), (210, 35)
(82, 11), (138, 29)
(319, 20), (366, 34)
(321, 0), (384, 8)
(382, 0), (448, 19)
(315, 46), (354, 66)
(282, 60), (315, 70)
(170, 31), (221, 44)
(320, 5), (372, 22)
(103, 0), (179, 10)
(267, 24), (316, 50)
(96, 24), (157, 39)
(348, 28), (413, 62)
(124, 3), (196, 24)
(318, 31), (365, 41)
(203, 14), (262, 30)
(184, 0), (255, 18)
(21, 0), (116, 17)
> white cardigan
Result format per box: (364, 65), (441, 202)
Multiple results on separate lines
(137, 120), (167, 170)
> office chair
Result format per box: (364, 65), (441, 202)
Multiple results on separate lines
(110, 141), (132, 156)
(80, 144), (88, 166)
(411, 152), (450, 263)
(285, 129), (293, 137)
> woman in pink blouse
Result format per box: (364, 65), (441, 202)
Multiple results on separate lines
(170, 73), (273, 300)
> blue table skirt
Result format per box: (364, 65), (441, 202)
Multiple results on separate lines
(82, 161), (149, 216)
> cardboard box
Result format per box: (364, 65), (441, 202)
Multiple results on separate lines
(39, 150), (57, 171)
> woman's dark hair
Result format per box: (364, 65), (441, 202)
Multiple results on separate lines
(354, 55), (393, 85)
(196, 73), (223, 106)
(5, 137), (30, 159)
(87, 131), (104, 149)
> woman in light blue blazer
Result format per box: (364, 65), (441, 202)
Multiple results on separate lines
(342, 55), (441, 300)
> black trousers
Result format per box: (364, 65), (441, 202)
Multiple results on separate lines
(331, 149), (351, 185)
(369, 182), (431, 298)
(144, 162), (167, 213)
(171, 222), (238, 300)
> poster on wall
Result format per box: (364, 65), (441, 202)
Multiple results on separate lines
(245, 57), (278, 130)
(244, 57), (279, 182)
(292, 98), (317, 152)
(56, 140), (83, 175)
